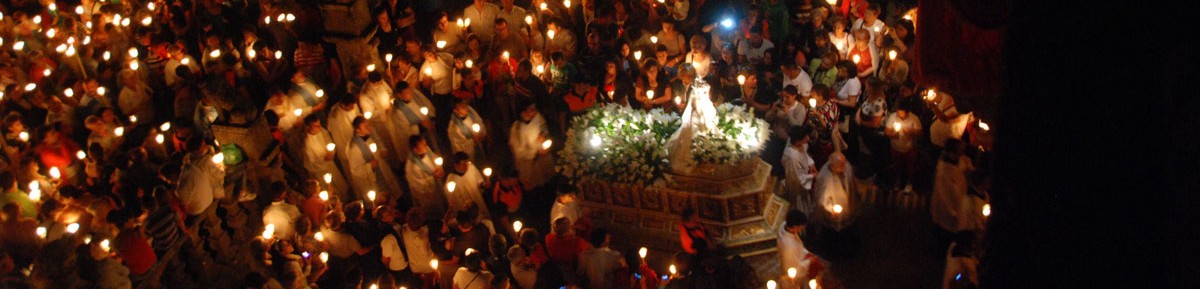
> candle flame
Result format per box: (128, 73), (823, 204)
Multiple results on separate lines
(483, 167), (493, 177)
(564, 0), (571, 8)
(787, 267), (798, 279)
(319, 252), (329, 263)
(852, 54), (861, 64)
(832, 204), (844, 214)
(430, 259), (439, 269)
(590, 134), (602, 148)
(368, 143), (378, 153)
(766, 280), (777, 289)
(513, 220), (523, 232)
(275, 50), (283, 59)
(650, 36), (658, 44)
(434, 157), (444, 166)
(809, 98), (817, 108)
(319, 191), (329, 201)
(324, 173), (333, 184)
(638, 247), (648, 258)
(525, 15), (533, 25)
(810, 279), (818, 289)
(634, 51), (642, 60)
(446, 181), (457, 193)
(315, 231), (326, 242)
(737, 75), (746, 86)
(77, 150), (87, 160)
(367, 190), (377, 202)
(18, 132), (28, 142)
(542, 139), (553, 150)
(209, 49), (221, 58)
(978, 121), (990, 131)
(646, 90), (655, 100)
(114, 127), (125, 137)
(212, 152), (225, 164)
(100, 239), (111, 251)
(155, 133), (165, 144)
(385, 53), (394, 62)
(49, 167), (61, 179)
(326, 143), (335, 152)
(436, 41), (446, 49)
(315, 89), (325, 98)
(366, 64), (376, 72)
(36, 227), (47, 239)
(66, 223), (80, 234)
(471, 124), (481, 133)
(160, 122), (172, 131)
(888, 50), (898, 60)
(893, 122), (902, 132)
(982, 204), (992, 217)
(420, 107), (429, 116)
(668, 264), (677, 275)
(262, 224), (275, 239)
(465, 59), (474, 68)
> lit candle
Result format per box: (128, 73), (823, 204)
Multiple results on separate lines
(465, 60), (473, 68)
(293, 108), (303, 117)
(925, 89), (937, 101)
(212, 152), (225, 164)
(525, 15), (533, 25)
(364, 112), (373, 120)
(471, 124), (481, 133)
(874, 26), (882, 33)
(209, 49), (221, 58)
(274, 50), (283, 59)
(148, 2), (157, 11)
(834, 42), (843, 51)
(893, 122), (902, 132)
(650, 36), (658, 44)
(324, 173), (333, 184)
(155, 133), (165, 144)
(832, 204), (844, 214)
(385, 53), (394, 63)
(129, 60), (140, 71)
(547, 29), (556, 40)
(434, 157), (444, 166)
(319, 252), (329, 263)
(978, 121), (990, 131)
(540, 3), (548, 10)
(502, 51), (511, 60)
(564, 0), (571, 8)
(75, 5), (84, 14)
(76, 150), (87, 160)
(536, 65), (545, 74)
(262, 224), (275, 239)
(24, 83), (36, 91)
(315, 89), (325, 98)
(276, 14), (285, 22)
(247, 49), (257, 60)
(286, 14), (296, 22)
(634, 51), (642, 61)
(445, 181), (457, 193)
(810, 279), (818, 289)
(36, 227), (47, 239)
(66, 223), (80, 234)
(140, 16), (152, 26)
(646, 90), (655, 100)
(179, 57), (188, 65)
(668, 264), (677, 275)
(18, 132), (28, 142)
(103, 51), (112, 61)
(787, 267), (798, 280)
(369, 284), (378, 289)
(42, 68), (51, 77)
(264, 16), (271, 24)
(638, 247), (648, 259)
(424, 67), (433, 76)
(888, 50), (898, 61)
(368, 143), (378, 153)
(28, 181), (37, 192)
(49, 167), (61, 180)
(483, 167), (493, 177)
(852, 54), (861, 64)
(100, 239), (111, 252)
(513, 220), (523, 232)
(766, 280), (777, 289)
(27, 189), (40, 201)
(367, 190), (377, 202)
(326, 143), (336, 152)
(464, 18), (471, 27)
(737, 75), (746, 86)
(809, 98), (817, 108)
(982, 204), (992, 217)
(456, 18), (464, 27)
(315, 231), (325, 241)
(64, 88), (74, 97)
(541, 139), (553, 150)
(674, 96), (682, 105)
(12, 41), (24, 51)
(114, 127), (125, 137)
(589, 135), (602, 148)
(318, 190), (329, 201)
(430, 259), (439, 270)
(420, 107), (429, 116)
(130, 115), (138, 124)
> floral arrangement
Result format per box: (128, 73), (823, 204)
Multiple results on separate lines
(557, 104), (770, 185)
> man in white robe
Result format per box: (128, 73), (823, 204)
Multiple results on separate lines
(359, 72), (404, 168)
(777, 210), (817, 288)
(815, 152), (854, 229)
(327, 98), (362, 190)
(445, 152), (490, 218)
(345, 117), (405, 201)
(388, 82), (436, 163)
(447, 99), (486, 162)
(509, 102), (554, 190)
(289, 71), (326, 115)
(782, 127), (818, 212)
(296, 115), (350, 197)
(265, 89), (318, 131)
(405, 136), (447, 217)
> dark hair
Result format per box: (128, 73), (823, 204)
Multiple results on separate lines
(463, 252), (484, 272)
(408, 135), (425, 149)
(0, 172), (13, 189)
(368, 71), (384, 82)
(453, 151), (470, 164)
(838, 60), (858, 76)
(395, 81), (410, 91)
(303, 114), (320, 126)
(788, 126), (813, 144)
(782, 85), (799, 96)
(589, 228), (610, 248)
(263, 110), (280, 126)
(785, 210), (808, 228)
(352, 116), (367, 130)
(269, 181), (287, 201)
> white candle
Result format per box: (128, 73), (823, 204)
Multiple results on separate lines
(563, 0), (571, 8)
(420, 107), (429, 116)
(100, 239), (111, 252)
(445, 181), (457, 193)
(434, 157), (444, 166)
(893, 122), (902, 132)
(315, 231), (325, 241)
(326, 143), (335, 152)
(49, 167), (61, 180)
(76, 150), (87, 160)
(766, 280), (777, 289)
(737, 75), (746, 86)
(668, 264), (677, 275)
(367, 190), (377, 202)
(810, 279), (818, 289)
(209, 49), (221, 59)
(66, 223), (80, 234)
(589, 135), (602, 148)
(787, 267), (798, 279)
(262, 224), (275, 239)
(542, 139), (553, 150)
(513, 220), (523, 232)
(155, 133), (165, 144)
(634, 51), (642, 61)
(430, 259), (439, 270)
(318, 190), (329, 201)
(888, 50), (898, 61)
(36, 227), (47, 239)
(323, 173), (333, 184)
(502, 51), (511, 60)
(212, 152), (225, 164)
(483, 167), (493, 177)
(650, 36), (658, 44)
(385, 53), (394, 63)
(982, 204), (992, 217)
(646, 90), (655, 100)
(471, 124), (481, 133)
(832, 204), (844, 214)
(315, 89), (325, 98)
(114, 127), (125, 137)
(978, 121), (991, 131)
(368, 143), (378, 153)
(638, 247), (648, 259)
(319, 252), (329, 263)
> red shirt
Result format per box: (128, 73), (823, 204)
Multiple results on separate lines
(545, 233), (590, 266)
(849, 47), (873, 75)
(563, 88), (598, 113)
(301, 196), (327, 226)
(35, 140), (79, 171)
(115, 229), (158, 275)
(492, 180), (523, 212)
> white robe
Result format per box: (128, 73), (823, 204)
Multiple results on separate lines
(300, 129), (350, 197)
(264, 100), (306, 131)
(345, 134), (404, 199)
(176, 153), (225, 216)
(777, 226), (813, 288)
(815, 162), (854, 215)
(447, 108), (485, 160)
(328, 106), (361, 190)
(289, 81), (323, 109)
(931, 156), (975, 231)
(446, 163), (489, 217)
(389, 92), (436, 161)
(509, 114), (554, 190)
(782, 143), (817, 193)
(406, 153), (447, 215)
(360, 82), (404, 167)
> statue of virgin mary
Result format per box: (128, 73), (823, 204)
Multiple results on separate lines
(666, 68), (719, 173)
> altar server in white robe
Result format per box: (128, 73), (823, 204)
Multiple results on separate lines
(328, 97), (362, 185)
(782, 126), (818, 212)
(815, 152), (854, 226)
(289, 71), (326, 117)
(346, 117), (405, 201)
(445, 152), (490, 218)
(297, 115), (350, 197)
(509, 101), (555, 190)
(448, 99), (486, 162)
(359, 72), (404, 167)
(406, 136), (447, 217)
(777, 210), (816, 288)
(390, 82), (437, 162)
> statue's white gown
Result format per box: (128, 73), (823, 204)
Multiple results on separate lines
(667, 78), (718, 173)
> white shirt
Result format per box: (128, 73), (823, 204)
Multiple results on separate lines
(783, 70), (814, 97)
(321, 227), (362, 258)
(176, 153), (224, 215)
(262, 201), (302, 240)
(886, 113), (922, 152)
(463, 3), (501, 43)
(453, 268), (493, 289)
(402, 225), (438, 274)
(777, 226), (813, 281)
(420, 54), (457, 95)
(738, 39), (775, 64)
(577, 247), (624, 289)
(836, 78), (862, 101)
(816, 162), (852, 214)
(446, 164), (489, 217)
(380, 225), (410, 271)
(829, 32), (854, 57)
(406, 153), (445, 212)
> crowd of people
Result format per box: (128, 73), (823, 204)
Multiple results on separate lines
(0, 0), (994, 288)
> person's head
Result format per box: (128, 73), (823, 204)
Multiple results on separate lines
(409, 135), (428, 155)
(374, 9), (391, 26)
(456, 210), (476, 230)
(853, 29), (871, 47)
(589, 228), (611, 248)
(519, 100), (538, 121)
(302, 179), (321, 198)
(269, 181), (287, 202)
(781, 85), (799, 103)
(831, 15), (847, 31)
(793, 50), (808, 68)
(352, 116), (371, 136)
(452, 98), (471, 117)
(552, 217), (572, 236)
(689, 35), (707, 53)
(453, 151), (471, 173)
(678, 64), (696, 82)
(2, 203), (21, 221)
(784, 210), (808, 234)
(474, 0), (488, 7)
(828, 152), (847, 174)
(494, 18), (510, 38)
(605, 59), (618, 75)
(463, 250), (484, 272)
(660, 19), (676, 32)
(721, 43), (737, 62)
(895, 106), (911, 119)
(395, 81), (413, 101)
(821, 50), (838, 69)
(291, 71), (308, 84)
(864, 3), (881, 21)
(304, 114), (323, 135)
(406, 208), (425, 228)
(788, 125), (813, 146)
(500, 0), (514, 9)
(748, 25), (764, 44)
(837, 60), (858, 79)
(655, 45), (669, 63)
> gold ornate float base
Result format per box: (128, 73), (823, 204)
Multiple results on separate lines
(579, 159), (788, 257)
